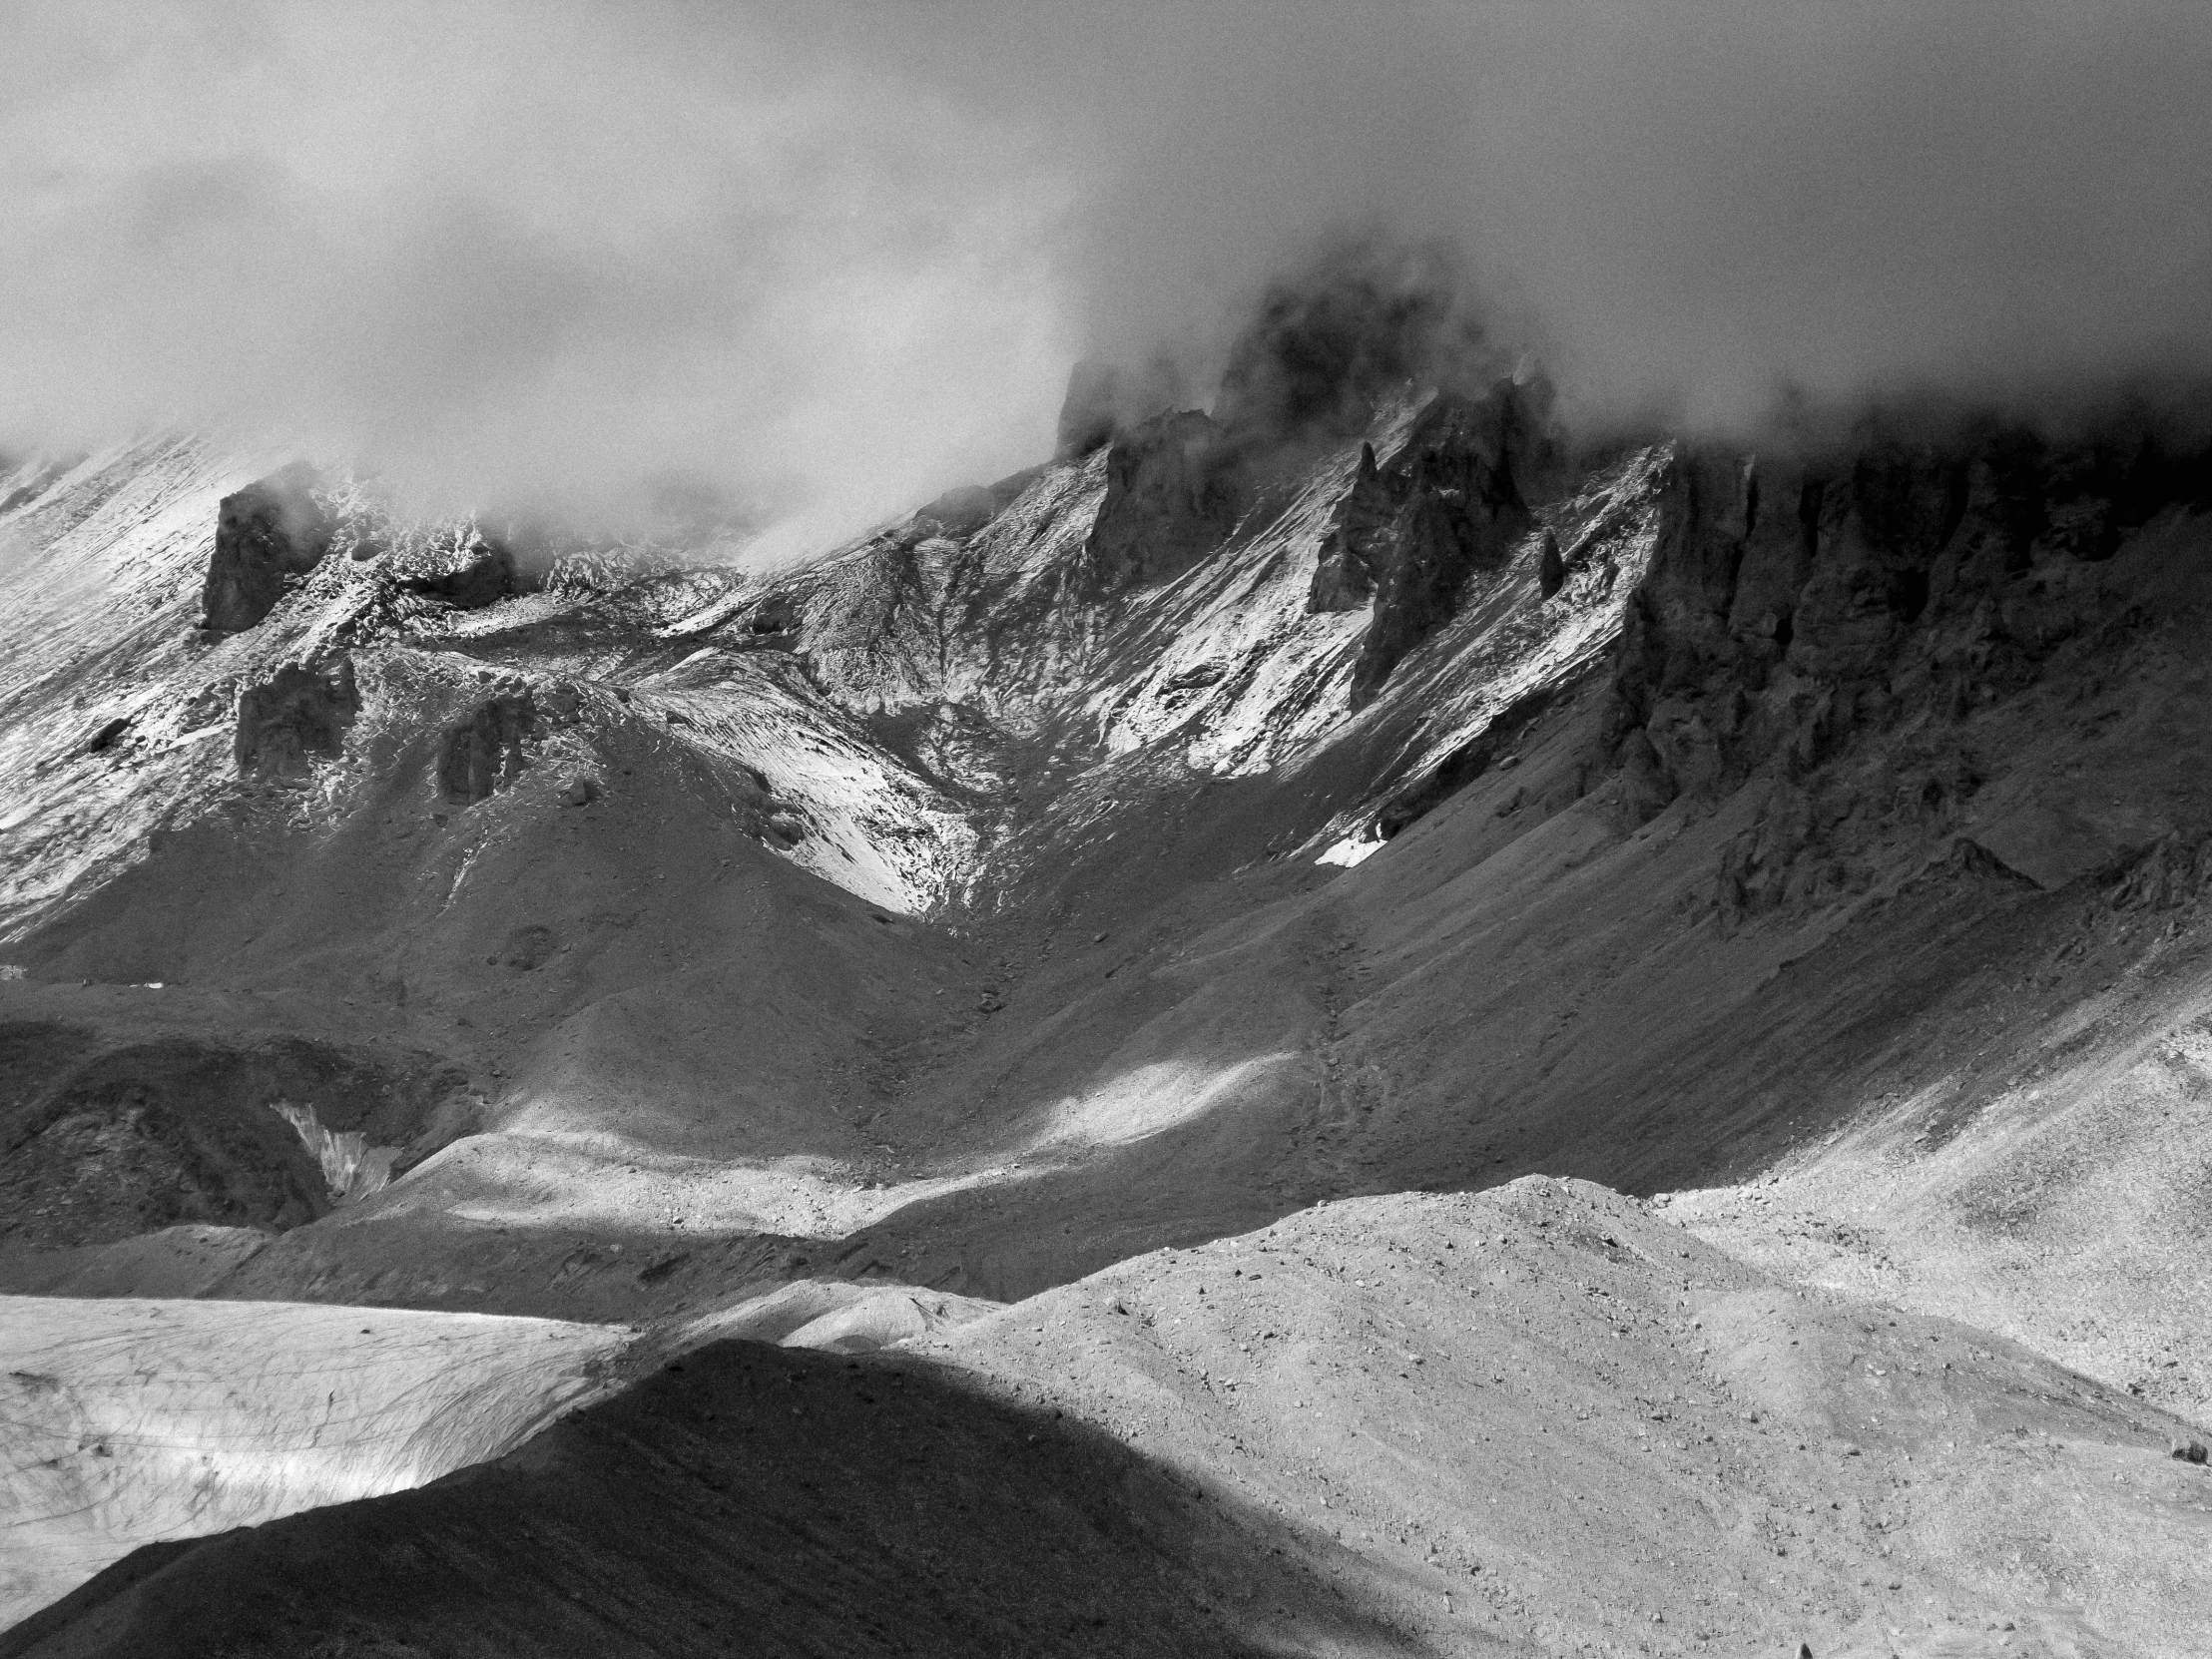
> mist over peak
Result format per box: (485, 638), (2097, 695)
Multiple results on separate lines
(4, 1), (2208, 552)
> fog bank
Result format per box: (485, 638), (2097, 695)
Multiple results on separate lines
(4, 1), (2207, 545)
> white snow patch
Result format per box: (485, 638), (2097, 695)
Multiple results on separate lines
(1317, 830), (1385, 868)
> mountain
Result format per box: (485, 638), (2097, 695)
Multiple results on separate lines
(4, 346), (2212, 1656)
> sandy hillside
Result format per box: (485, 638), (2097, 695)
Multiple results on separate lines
(0, 1297), (628, 1628)
(12, 1181), (2209, 1658)
(0, 1278), (1002, 1628)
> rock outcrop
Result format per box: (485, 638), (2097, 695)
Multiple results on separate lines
(1078, 410), (1246, 593)
(399, 534), (518, 610)
(200, 464), (333, 633)
(1604, 414), (2212, 830)
(436, 686), (536, 805)
(234, 659), (359, 776)
(1588, 411), (2212, 918)
(1305, 442), (1396, 612)
(1339, 381), (1547, 706)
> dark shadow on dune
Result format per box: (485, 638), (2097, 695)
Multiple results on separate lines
(2, 1340), (1420, 1659)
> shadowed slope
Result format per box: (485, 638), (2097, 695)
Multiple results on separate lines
(4, 1340), (1426, 1659)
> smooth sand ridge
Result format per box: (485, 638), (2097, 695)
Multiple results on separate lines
(0, 1297), (630, 1628)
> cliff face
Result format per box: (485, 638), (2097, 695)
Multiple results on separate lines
(1077, 409), (1247, 594)
(1601, 417), (2212, 915)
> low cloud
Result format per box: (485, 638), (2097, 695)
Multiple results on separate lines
(4, 2), (2208, 547)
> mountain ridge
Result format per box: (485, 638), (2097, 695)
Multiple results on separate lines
(6, 364), (2212, 1654)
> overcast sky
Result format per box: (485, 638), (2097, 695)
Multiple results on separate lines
(4, 1), (2208, 544)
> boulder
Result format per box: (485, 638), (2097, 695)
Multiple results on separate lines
(539, 682), (583, 725)
(79, 716), (132, 757)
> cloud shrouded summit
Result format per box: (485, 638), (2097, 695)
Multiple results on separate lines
(5, 0), (2209, 544)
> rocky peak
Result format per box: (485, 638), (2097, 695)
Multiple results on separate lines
(1303, 379), (1551, 706)
(1053, 358), (1183, 460)
(1076, 409), (1246, 594)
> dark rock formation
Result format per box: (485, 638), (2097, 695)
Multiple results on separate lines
(1054, 359), (1182, 460)
(1344, 383), (1545, 707)
(437, 687), (536, 805)
(200, 464), (333, 633)
(1594, 409), (2212, 915)
(1606, 415), (2212, 827)
(1538, 529), (1566, 598)
(1079, 411), (1247, 594)
(80, 716), (133, 756)
(400, 535), (518, 609)
(1212, 263), (1464, 445)
(734, 594), (802, 648)
(235, 658), (360, 776)
(1306, 444), (1396, 612)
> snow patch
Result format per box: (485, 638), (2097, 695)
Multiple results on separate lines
(1316, 830), (1384, 867)
(269, 1100), (397, 1202)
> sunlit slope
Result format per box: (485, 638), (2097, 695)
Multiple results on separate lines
(0, 1296), (629, 1630)
(18, 1182), (2209, 1658)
